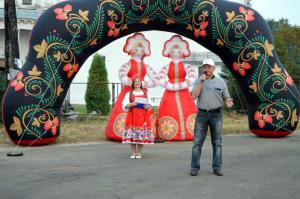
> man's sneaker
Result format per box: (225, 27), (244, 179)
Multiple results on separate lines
(213, 170), (223, 176)
(190, 170), (198, 176)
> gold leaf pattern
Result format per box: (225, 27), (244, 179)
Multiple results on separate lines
(79, 9), (89, 22)
(141, 18), (150, 24)
(264, 40), (274, 57)
(186, 24), (193, 31)
(28, 65), (42, 77)
(32, 117), (40, 127)
(276, 111), (284, 120)
(107, 10), (114, 16)
(271, 63), (281, 74)
(33, 39), (48, 59)
(53, 51), (62, 62)
(90, 39), (97, 46)
(166, 18), (175, 25)
(9, 116), (23, 136)
(291, 109), (298, 127)
(202, 11), (209, 17)
(226, 11), (235, 22)
(253, 50), (260, 60)
(122, 24), (128, 30)
(249, 82), (257, 93)
(216, 39), (224, 46)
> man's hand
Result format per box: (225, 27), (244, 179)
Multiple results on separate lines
(191, 77), (205, 100)
(226, 98), (233, 108)
(199, 74), (207, 81)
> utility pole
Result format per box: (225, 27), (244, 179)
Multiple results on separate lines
(5, 0), (20, 82)
(1, 0), (19, 123)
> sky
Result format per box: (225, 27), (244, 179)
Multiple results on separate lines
(230, 0), (300, 26)
(70, 0), (300, 104)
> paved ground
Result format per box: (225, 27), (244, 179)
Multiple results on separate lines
(0, 134), (299, 199)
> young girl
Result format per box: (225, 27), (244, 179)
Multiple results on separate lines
(122, 75), (155, 159)
(104, 33), (158, 141)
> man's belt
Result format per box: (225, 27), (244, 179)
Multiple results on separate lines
(198, 107), (222, 113)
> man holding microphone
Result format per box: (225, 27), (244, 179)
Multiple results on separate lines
(190, 58), (233, 176)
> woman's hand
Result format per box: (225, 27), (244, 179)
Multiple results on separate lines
(144, 104), (152, 110)
(130, 102), (138, 107)
(126, 102), (138, 109)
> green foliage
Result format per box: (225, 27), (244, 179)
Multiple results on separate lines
(16, 104), (37, 118)
(85, 54), (110, 115)
(218, 65), (247, 111)
(0, 71), (7, 123)
(267, 19), (300, 78)
(95, 9), (105, 40)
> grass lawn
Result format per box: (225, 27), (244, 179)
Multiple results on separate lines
(1, 112), (299, 145)
(56, 116), (108, 143)
(72, 104), (87, 114)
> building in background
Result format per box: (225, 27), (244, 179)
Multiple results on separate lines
(184, 52), (223, 77)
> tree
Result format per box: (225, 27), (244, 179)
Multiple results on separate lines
(2, 0), (19, 123)
(267, 19), (300, 90)
(85, 54), (111, 115)
(218, 64), (247, 111)
(267, 19), (300, 77)
(5, 0), (20, 76)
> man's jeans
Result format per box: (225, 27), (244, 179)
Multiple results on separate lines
(191, 110), (223, 171)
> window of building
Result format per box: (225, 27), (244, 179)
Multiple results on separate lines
(22, 0), (32, 5)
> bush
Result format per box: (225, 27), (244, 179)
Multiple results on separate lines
(85, 54), (111, 115)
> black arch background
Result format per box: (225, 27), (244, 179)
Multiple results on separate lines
(3, 0), (299, 145)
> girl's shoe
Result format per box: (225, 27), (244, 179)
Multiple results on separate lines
(135, 153), (142, 159)
(130, 153), (136, 159)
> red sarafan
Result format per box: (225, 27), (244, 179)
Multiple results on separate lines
(157, 35), (197, 141)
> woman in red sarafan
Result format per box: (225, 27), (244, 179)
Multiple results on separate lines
(104, 33), (159, 141)
(157, 35), (197, 141)
(122, 75), (155, 159)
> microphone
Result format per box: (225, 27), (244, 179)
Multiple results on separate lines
(203, 71), (208, 80)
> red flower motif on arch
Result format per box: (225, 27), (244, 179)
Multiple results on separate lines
(285, 70), (293, 86)
(254, 111), (273, 129)
(232, 62), (251, 76)
(11, 72), (25, 91)
(107, 21), (120, 37)
(54, 4), (72, 21)
(239, 6), (255, 22)
(194, 21), (209, 38)
(44, 117), (59, 136)
(63, 63), (79, 79)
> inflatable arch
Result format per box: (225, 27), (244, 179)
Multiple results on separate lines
(3, 0), (299, 146)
